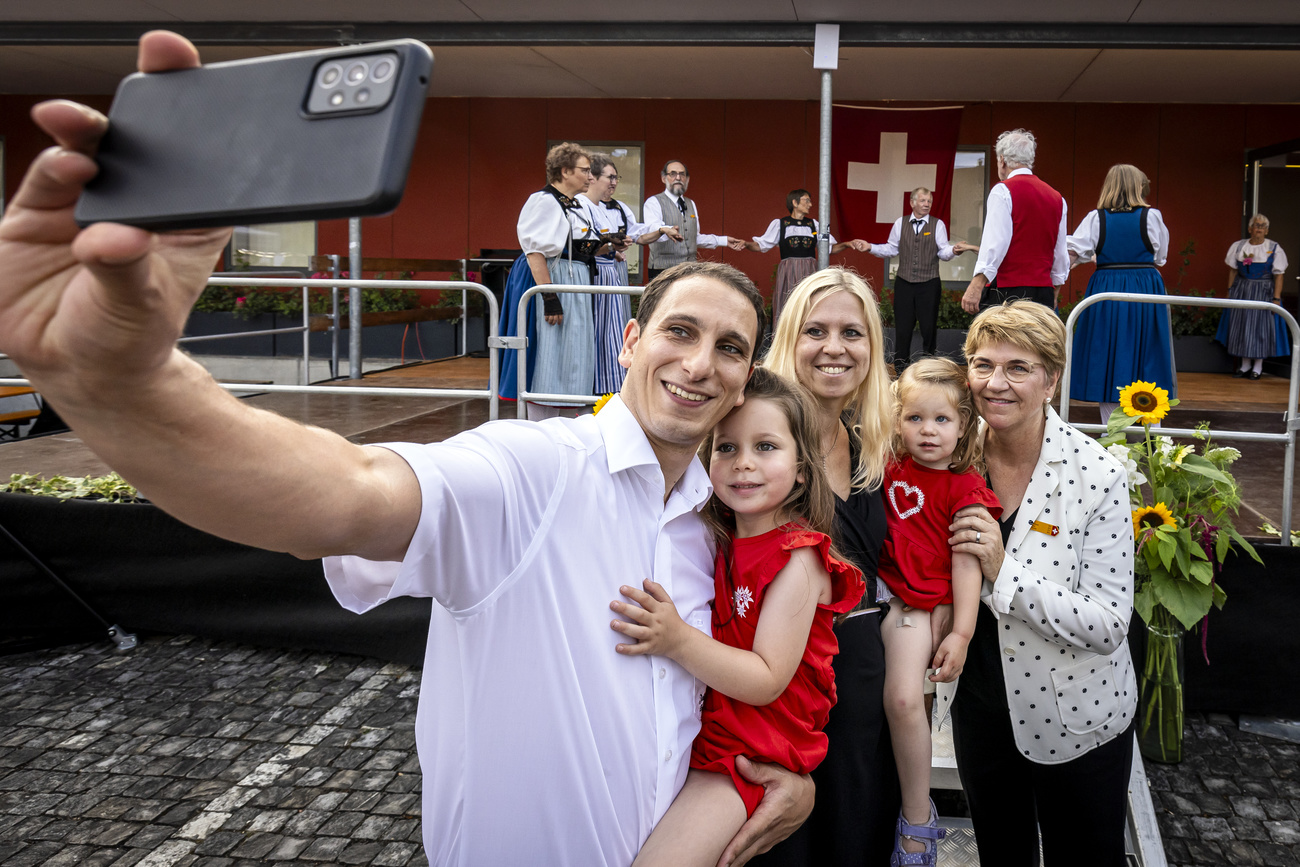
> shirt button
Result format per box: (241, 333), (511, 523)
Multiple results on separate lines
(1004, 647), (1016, 656)
(658, 668), (666, 680)
(664, 750), (673, 762)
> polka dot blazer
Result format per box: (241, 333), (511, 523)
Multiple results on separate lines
(948, 408), (1137, 764)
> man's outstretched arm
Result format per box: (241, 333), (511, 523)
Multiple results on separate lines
(0, 31), (420, 562)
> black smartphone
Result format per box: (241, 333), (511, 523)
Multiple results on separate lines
(75, 40), (434, 230)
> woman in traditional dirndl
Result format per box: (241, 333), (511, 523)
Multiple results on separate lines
(743, 190), (866, 327)
(1067, 164), (1176, 419)
(1215, 214), (1290, 380)
(512, 142), (602, 420)
(583, 152), (682, 395)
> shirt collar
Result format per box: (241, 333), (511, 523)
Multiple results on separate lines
(1008, 167), (1033, 178)
(593, 394), (713, 510)
(910, 213), (928, 222)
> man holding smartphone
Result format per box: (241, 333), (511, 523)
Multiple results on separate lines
(0, 31), (811, 866)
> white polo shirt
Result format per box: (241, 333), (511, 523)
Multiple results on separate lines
(323, 395), (715, 866)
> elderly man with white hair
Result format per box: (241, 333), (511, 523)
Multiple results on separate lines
(961, 129), (1069, 313)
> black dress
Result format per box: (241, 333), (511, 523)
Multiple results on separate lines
(755, 438), (900, 866)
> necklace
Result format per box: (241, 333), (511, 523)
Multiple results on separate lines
(823, 422), (841, 470)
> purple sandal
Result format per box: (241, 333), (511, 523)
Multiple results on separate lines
(890, 798), (945, 866)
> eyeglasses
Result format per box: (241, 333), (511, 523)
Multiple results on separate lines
(968, 358), (1043, 383)
(665, 171), (688, 179)
(604, 174), (620, 181)
(573, 165), (593, 175)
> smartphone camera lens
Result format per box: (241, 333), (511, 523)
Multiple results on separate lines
(319, 63), (343, 88)
(355, 88), (371, 105)
(345, 62), (369, 86)
(370, 58), (396, 83)
(329, 91), (345, 107)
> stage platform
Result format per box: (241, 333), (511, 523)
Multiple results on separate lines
(1, 361), (1296, 537)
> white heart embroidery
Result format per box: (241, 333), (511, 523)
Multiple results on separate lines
(888, 480), (925, 519)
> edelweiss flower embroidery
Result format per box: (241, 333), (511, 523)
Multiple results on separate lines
(733, 586), (755, 618)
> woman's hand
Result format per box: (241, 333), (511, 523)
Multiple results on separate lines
(948, 504), (1004, 581)
(610, 579), (689, 658)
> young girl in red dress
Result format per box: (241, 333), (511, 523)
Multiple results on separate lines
(609, 367), (864, 866)
(878, 357), (1001, 865)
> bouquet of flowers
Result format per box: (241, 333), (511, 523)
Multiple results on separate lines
(1099, 381), (1262, 761)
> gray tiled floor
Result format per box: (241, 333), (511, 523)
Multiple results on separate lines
(2, 635), (1298, 866)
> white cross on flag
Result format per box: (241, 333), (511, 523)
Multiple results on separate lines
(832, 106), (962, 240)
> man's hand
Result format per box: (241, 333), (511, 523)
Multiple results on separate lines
(850, 239), (871, 253)
(727, 237), (747, 252)
(717, 756), (814, 866)
(661, 226), (683, 242)
(961, 274), (988, 314)
(0, 31), (231, 391)
(609, 579), (690, 657)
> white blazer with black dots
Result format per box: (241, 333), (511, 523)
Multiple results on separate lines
(947, 408), (1138, 763)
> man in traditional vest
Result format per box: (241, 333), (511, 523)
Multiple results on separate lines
(866, 186), (976, 370)
(961, 129), (1069, 313)
(643, 160), (745, 281)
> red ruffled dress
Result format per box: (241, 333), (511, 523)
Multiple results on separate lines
(689, 525), (864, 816)
(877, 456), (1002, 610)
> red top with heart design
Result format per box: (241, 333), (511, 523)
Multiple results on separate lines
(878, 456), (1003, 610)
(689, 524), (864, 817)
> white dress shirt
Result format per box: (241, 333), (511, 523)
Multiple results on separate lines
(938, 408), (1137, 762)
(1067, 208), (1170, 267)
(868, 213), (956, 260)
(517, 189), (602, 257)
(1226, 239), (1289, 274)
(642, 192), (728, 248)
(972, 168), (1070, 286)
(323, 396), (715, 866)
(751, 217), (836, 252)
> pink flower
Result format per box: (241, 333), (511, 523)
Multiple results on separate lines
(235, 296), (246, 307)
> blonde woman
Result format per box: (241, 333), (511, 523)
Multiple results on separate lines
(1066, 164), (1174, 420)
(756, 267), (900, 866)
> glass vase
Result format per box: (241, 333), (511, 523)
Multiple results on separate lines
(1138, 604), (1186, 763)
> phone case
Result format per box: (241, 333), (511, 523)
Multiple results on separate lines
(75, 40), (433, 230)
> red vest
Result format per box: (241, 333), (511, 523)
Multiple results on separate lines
(998, 172), (1063, 288)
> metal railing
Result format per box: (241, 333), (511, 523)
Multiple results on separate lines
(1, 276), (503, 421)
(1060, 291), (1298, 543)
(512, 282), (643, 420)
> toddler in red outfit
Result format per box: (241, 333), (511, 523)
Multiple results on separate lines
(609, 368), (863, 866)
(878, 357), (1001, 866)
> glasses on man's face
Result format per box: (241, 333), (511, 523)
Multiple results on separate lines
(665, 171), (688, 179)
(604, 173), (620, 182)
(968, 358), (1042, 384)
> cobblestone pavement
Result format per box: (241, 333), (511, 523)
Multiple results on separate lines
(3, 637), (1298, 866)
(1148, 712), (1300, 867)
(0, 635), (427, 867)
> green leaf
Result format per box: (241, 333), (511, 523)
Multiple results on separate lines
(1152, 575), (1213, 630)
(1134, 584), (1156, 624)
(1106, 410), (1143, 437)
(1174, 528), (1194, 576)
(1155, 531), (1176, 571)
(1226, 525), (1266, 565)
(1189, 559), (1214, 585)
(1176, 454), (1234, 485)
(1215, 530), (1231, 563)
(1211, 581), (1228, 610)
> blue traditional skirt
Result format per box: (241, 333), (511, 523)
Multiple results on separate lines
(531, 257), (595, 406)
(1216, 275), (1290, 359)
(1069, 266), (1176, 403)
(593, 257), (632, 395)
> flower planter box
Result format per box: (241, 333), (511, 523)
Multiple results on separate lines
(0, 492), (429, 663)
(182, 310), (487, 360)
(1172, 335), (1235, 374)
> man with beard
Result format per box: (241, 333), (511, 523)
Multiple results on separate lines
(643, 159), (745, 281)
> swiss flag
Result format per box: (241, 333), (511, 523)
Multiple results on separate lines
(832, 106), (963, 241)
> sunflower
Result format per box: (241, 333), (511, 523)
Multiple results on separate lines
(1133, 503), (1177, 534)
(592, 393), (615, 415)
(1118, 381), (1171, 425)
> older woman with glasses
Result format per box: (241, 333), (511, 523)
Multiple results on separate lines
(944, 301), (1138, 867)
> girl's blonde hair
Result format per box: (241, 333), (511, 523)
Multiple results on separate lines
(762, 267), (891, 492)
(1096, 163), (1150, 211)
(699, 368), (837, 550)
(892, 357), (984, 475)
